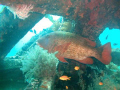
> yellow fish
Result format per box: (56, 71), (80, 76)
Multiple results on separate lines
(59, 75), (71, 81)
(99, 82), (103, 85)
(74, 66), (80, 70)
(66, 86), (68, 89)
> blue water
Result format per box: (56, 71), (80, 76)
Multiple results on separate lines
(99, 27), (120, 49)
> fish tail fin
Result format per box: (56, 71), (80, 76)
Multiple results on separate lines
(97, 42), (112, 64)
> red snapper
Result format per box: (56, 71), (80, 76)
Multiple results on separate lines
(37, 31), (111, 64)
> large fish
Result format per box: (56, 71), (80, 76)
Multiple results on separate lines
(37, 31), (111, 64)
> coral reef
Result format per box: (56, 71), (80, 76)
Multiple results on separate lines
(2, 43), (120, 90)
(88, 75), (120, 90)
(20, 45), (59, 89)
(50, 21), (62, 31)
(106, 62), (120, 82)
(7, 4), (34, 19)
(0, 1), (120, 89)
(50, 20), (75, 32)
(52, 58), (120, 90)
(59, 21), (74, 32)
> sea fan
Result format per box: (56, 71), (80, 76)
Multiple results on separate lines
(20, 45), (59, 83)
(7, 4), (33, 20)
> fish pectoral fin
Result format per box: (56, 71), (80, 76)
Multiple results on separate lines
(54, 42), (71, 53)
(55, 55), (68, 63)
(84, 38), (96, 47)
(77, 58), (93, 64)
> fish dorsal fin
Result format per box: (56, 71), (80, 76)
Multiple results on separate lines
(77, 58), (93, 64)
(84, 38), (96, 47)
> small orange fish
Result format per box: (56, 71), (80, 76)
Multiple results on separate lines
(114, 87), (117, 90)
(59, 75), (71, 81)
(66, 86), (68, 89)
(74, 66), (80, 70)
(99, 82), (103, 85)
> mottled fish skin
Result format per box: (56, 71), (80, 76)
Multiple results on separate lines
(37, 31), (111, 64)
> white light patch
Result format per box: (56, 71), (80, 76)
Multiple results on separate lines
(0, 5), (5, 13)
(32, 17), (53, 34)
(51, 15), (61, 21)
(7, 32), (35, 57)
